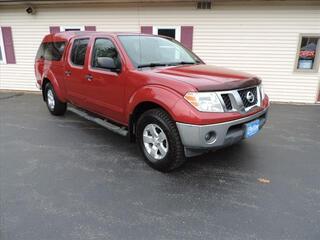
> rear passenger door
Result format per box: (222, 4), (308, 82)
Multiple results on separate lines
(64, 38), (90, 107)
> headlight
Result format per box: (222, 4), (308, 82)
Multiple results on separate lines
(184, 92), (224, 112)
(259, 84), (266, 100)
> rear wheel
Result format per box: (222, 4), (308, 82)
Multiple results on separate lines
(136, 108), (186, 172)
(44, 83), (67, 116)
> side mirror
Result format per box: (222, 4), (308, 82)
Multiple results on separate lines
(97, 57), (120, 72)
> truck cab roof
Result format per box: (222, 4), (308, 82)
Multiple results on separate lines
(42, 31), (153, 43)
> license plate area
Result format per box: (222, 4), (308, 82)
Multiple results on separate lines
(244, 119), (260, 138)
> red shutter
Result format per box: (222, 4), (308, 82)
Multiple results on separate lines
(1, 27), (16, 64)
(180, 26), (194, 50)
(141, 26), (153, 34)
(49, 26), (60, 34)
(85, 26), (96, 31)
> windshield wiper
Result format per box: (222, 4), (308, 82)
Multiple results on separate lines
(137, 63), (167, 68)
(168, 61), (197, 66)
(137, 60), (201, 69)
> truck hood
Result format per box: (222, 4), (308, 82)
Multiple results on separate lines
(152, 64), (261, 92)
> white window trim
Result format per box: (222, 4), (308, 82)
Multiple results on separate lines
(152, 26), (181, 41)
(0, 28), (6, 64)
(60, 26), (85, 32)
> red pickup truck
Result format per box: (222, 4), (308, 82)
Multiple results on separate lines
(35, 31), (269, 172)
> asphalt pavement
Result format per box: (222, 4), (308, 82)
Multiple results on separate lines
(0, 92), (319, 240)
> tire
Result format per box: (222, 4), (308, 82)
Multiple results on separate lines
(44, 83), (67, 116)
(136, 108), (186, 172)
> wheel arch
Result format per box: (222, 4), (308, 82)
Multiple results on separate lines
(42, 78), (51, 101)
(127, 85), (184, 142)
(129, 101), (171, 142)
(41, 71), (67, 102)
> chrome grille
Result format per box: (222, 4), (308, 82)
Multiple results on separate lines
(238, 87), (258, 108)
(217, 86), (261, 113)
(221, 94), (232, 110)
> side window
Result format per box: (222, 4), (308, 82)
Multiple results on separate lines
(51, 42), (66, 60)
(37, 41), (66, 61)
(91, 38), (121, 70)
(36, 43), (45, 59)
(71, 38), (89, 66)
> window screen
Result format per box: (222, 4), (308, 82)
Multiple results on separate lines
(158, 29), (176, 39)
(71, 38), (89, 66)
(65, 28), (81, 31)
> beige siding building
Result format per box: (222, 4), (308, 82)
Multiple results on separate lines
(0, 0), (320, 103)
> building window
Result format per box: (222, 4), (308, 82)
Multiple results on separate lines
(196, 0), (212, 9)
(0, 28), (6, 64)
(295, 35), (320, 72)
(153, 26), (181, 41)
(60, 26), (85, 32)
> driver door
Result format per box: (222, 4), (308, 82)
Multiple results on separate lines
(84, 37), (125, 123)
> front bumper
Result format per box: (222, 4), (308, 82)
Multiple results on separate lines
(176, 107), (269, 155)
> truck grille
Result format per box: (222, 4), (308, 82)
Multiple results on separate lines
(216, 85), (260, 113)
(238, 87), (258, 108)
(221, 94), (232, 110)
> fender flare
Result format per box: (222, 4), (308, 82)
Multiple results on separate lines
(126, 85), (183, 123)
(42, 70), (67, 102)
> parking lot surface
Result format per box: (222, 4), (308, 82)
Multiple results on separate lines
(0, 92), (320, 240)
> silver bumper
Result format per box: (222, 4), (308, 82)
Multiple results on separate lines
(176, 107), (268, 152)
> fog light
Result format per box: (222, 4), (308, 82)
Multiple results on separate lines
(205, 131), (216, 144)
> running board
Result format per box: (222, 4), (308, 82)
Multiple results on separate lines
(68, 106), (128, 137)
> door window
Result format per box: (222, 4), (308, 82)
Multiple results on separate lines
(91, 38), (121, 70)
(70, 38), (89, 66)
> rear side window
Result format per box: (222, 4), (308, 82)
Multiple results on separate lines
(36, 43), (45, 59)
(71, 38), (89, 66)
(36, 41), (66, 61)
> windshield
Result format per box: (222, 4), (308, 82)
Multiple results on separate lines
(118, 35), (200, 68)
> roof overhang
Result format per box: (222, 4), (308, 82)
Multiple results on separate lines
(0, 0), (196, 5)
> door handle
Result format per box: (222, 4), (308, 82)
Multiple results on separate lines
(65, 70), (71, 76)
(85, 74), (93, 81)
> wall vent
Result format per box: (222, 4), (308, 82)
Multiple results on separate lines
(196, 0), (212, 10)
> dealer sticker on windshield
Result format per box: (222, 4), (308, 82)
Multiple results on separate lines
(244, 119), (260, 138)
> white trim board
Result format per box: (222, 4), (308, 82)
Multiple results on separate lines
(0, 28), (7, 64)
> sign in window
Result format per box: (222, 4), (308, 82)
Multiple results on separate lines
(296, 35), (320, 71)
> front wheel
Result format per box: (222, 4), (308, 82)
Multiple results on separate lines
(136, 108), (186, 172)
(45, 83), (67, 116)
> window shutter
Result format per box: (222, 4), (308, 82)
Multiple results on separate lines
(49, 26), (60, 34)
(85, 26), (96, 31)
(1, 27), (16, 64)
(141, 26), (153, 34)
(180, 26), (194, 50)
